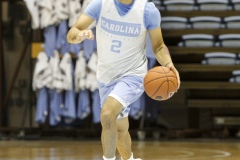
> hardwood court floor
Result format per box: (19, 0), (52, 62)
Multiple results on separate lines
(0, 139), (240, 160)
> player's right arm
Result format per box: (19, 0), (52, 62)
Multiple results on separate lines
(67, 0), (102, 44)
(67, 14), (95, 44)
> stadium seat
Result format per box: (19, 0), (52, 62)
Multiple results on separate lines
(218, 34), (240, 47)
(190, 16), (222, 29)
(178, 34), (215, 47)
(197, 0), (231, 10)
(163, 0), (195, 11)
(201, 52), (238, 65)
(152, 0), (164, 10)
(224, 16), (240, 28)
(232, 0), (240, 10)
(229, 70), (240, 83)
(161, 17), (189, 29)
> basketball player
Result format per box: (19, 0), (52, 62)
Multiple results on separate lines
(67, 0), (180, 159)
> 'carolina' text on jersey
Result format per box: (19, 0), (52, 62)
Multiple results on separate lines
(101, 17), (141, 37)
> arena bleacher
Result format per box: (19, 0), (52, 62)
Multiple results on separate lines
(159, 0), (240, 131)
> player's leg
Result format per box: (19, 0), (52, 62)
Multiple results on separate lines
(99, 75), (144, 160)
(101, 96), (123, 159)
(116, 115), (142, 160)
(116, 117), (132, 160)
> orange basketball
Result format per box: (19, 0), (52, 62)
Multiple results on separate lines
(144, 66), (178, 101)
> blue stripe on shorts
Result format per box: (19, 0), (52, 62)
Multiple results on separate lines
(98, 75), (144, 119)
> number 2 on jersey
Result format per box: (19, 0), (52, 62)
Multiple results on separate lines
(111, 40), (122, 53)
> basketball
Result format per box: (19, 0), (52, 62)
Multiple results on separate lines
(144, 66), (178, 101)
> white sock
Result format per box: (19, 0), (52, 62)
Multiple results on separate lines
(121, 153), (142, 160)
(121, 152), (133, 160)
(103, 156), (116, 160)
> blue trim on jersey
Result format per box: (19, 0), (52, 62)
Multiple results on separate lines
(114, 0), (134, 16)
(84, 0), (161, 30)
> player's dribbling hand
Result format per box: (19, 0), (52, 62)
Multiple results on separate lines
(170, 66), (180, 90)
(78, 30), (94, 41)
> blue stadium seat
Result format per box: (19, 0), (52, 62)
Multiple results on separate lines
(197, 0), (231, 10)
(232, 0), (240, 10)
(201, 52), (238, 65)
(224, 16), (240, 28)
(152, 0), (164, 10)
(190, 16), (222, 29)
(163, 0), (195, 11)
(229, 70), (240, 83)
(218, 34), (240, 47)
(161, 17), (189, 29)
(178, 34), (215, 47)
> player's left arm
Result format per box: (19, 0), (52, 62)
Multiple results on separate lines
(149, 28), (180, 89)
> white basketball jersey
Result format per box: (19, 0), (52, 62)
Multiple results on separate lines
(96, 0), (148, 84)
